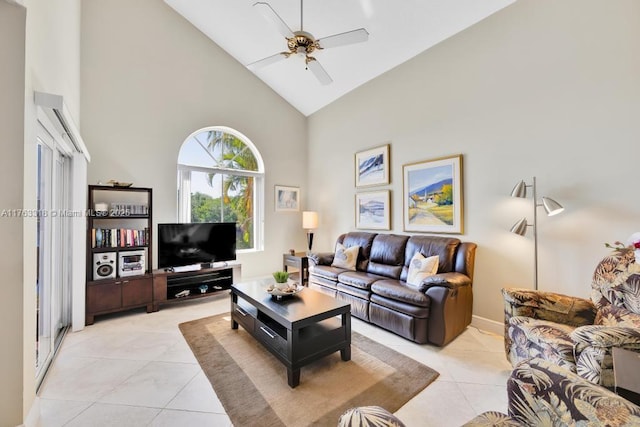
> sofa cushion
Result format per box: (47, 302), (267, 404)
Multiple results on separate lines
(370, 294), (430, 318)
(366, 234), (409, 279)
(402, 236), (460, 281)
(407, 253), (439, 289)
(338, 270), (387, 290)
(339, 232), (377, 271)
(309, 264), (347, 282)
(371, 279), (431, 308)
(507, 316), (577, 371)
(332, 243), (359, 270)
(337, 283), (371, 300)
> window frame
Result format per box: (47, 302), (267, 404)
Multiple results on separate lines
(177, 126), (265, 253)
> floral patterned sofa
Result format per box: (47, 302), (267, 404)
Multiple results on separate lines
(465, 358), (640, 426)
(502, 246), (640, 388)
(339, 358), (640, 426)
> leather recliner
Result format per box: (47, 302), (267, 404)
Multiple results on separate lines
(309, 232), (476, 346)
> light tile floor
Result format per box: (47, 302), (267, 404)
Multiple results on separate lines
(33, 293), (512, 427)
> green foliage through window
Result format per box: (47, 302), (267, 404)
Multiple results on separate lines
(179, 128), (262, 251)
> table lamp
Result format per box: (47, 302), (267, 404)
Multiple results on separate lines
(302, 211), (318, 254)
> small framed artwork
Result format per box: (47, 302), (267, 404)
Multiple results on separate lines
(403, 154), (464, 234)
(355, 144), (390, 188)
(275, 185), (300, 212)
(356, 190), (391, 230)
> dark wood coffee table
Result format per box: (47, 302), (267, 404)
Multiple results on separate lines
(230, 281), (351, 387)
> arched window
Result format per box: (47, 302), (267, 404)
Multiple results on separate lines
(177, 126), (264, 251)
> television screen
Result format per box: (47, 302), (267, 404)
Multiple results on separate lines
(157, 222), (237, 268)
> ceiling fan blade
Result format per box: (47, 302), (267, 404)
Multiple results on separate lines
(247, 52), (289, 70)
(316, 28), (369, 49)
(253, 2), (295, 39)
(306, 57), (332, 85)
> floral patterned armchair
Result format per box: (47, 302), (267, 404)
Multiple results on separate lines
(464, 358), (640, 427)
(502, 247), (640, 388)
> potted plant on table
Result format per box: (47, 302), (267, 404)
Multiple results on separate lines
(272, 271), (290, 291)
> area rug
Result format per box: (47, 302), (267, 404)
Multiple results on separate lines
(179, 313), (439, 427)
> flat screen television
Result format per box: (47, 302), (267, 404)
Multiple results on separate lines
(157, 222), (237, 269)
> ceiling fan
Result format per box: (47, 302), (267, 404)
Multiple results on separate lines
(247, 0), (369, 85)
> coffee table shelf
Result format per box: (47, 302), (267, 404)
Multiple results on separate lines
(231, 281), (351, 388)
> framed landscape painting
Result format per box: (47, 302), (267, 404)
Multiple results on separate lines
(275, 185), (300, 212)
(403, 154), (463, 234)
(355, 144), (390, 188)
(356, 190), (390, 230)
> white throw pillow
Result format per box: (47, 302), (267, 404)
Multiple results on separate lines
(331, 243), (359, 271)
(406, 252), (439, 289)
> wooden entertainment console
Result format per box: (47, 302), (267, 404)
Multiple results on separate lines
(85, 185), (243, 324)
(151, 261), (242, 311)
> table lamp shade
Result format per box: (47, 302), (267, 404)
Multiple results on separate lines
(302, 211), (318, 230)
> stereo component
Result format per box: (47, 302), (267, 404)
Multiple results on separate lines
(93, 252), (116, 280)
(118, 250), (146, 277)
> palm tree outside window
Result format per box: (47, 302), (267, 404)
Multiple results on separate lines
(177, 126), (264, 251)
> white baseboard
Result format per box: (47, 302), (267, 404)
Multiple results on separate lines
(471, 315), (503, 336)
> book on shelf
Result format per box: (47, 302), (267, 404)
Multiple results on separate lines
(91, 227), (149, 248)
(110, 203), (149, 216)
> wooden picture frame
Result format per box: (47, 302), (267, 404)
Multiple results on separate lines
(355, 144), (390, 188)
(275, 185), (300, 212)
(355, 190), (391, 230)
(403, 154), (463, 234)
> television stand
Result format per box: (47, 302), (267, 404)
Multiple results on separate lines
(152, 261), (241, 310)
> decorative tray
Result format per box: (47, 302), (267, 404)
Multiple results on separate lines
(106, 180), (133, 188)
(267, 284), (303, 298)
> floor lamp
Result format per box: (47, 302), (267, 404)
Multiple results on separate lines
(302, 211), (318, 254)
(510, 177), (564, 290)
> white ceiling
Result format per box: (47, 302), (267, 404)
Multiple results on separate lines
(164, 0), (516, 116)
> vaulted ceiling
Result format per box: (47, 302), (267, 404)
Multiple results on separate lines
(164, 0), (516, 116)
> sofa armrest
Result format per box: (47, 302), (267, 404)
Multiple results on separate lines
(508, 358), (640, 425)
(423, 273), (474, 346)
(571, 326), (640, 387)
(420, 272), (471, 291)
(308, 252), (334, 267)
(502, 287), (597, 327)
(571, 325), (640, 348)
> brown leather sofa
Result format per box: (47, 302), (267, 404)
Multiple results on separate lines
(308, 232), (476, 346)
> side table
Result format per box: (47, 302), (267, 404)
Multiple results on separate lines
(283, 252), (309, 286)
(613, 347), (640, 405)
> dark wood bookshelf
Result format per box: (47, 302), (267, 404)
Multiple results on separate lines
(85, 185), (153, 324)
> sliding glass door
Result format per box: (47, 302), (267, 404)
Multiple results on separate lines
(36, 124), (71, 386)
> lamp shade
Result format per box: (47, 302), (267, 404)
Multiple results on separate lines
(510, 180), (527, 198)
(542, 197), (564, 216)
(302, 211), (318, 229)
(510, 217), (529, 236)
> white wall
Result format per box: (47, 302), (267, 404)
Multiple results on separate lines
(0, 0), (82, 424)
(81, 0), (308, 279)
(0, 3), (27, 424)
(307, 0), (640, 323)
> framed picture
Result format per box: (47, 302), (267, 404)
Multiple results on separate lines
(355, 144), (390, 188)
(275, 185), (300, 212)
(403, 154), (463, 234)
(355, 190), (391, 230)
